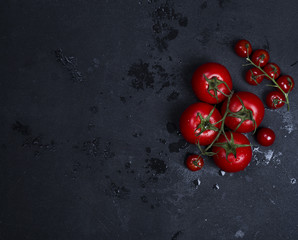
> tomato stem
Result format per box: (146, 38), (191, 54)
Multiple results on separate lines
(201, 91), (234, 154)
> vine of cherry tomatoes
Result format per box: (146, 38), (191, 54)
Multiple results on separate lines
(180, 39), (294, 173)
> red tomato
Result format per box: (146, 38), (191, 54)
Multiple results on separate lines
(211, 132), (252, 172)
(234, 39), (252, 58)
(251, 49), (270, 67)
(245, 67), (264, 85)
(276, 75), (295, 93)
(266, 91), (285, 109)
(192, 63), (233, 104)
(180, 102), (222, 145)
(256, 128), (275, 146)
(263, 63), (280, 80)
(186, 155), (204, 171)
(221, 92), (265, 133)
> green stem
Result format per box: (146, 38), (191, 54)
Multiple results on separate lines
(203, 91), (234, 153)
(246, 57), (290, 110)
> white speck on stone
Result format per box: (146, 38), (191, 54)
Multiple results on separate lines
(281, 111), (296, 134)
(194, 178), (201, 188)
(253, 147), (282, 166)
(219, 170), (226, 176)
(235, 229), (245, 238)
(213, 184), (220, 190)
(291, 178), (296, 184)
(269, 199), (276, 205)
(264, 150), (274, 165)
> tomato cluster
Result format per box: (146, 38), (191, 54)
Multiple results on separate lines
(179, 39), (294, 173)
(236, 39), (294, 110)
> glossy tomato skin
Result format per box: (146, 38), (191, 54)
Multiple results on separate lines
(234, 39), (252, 58)
(256, 128), (275, 146)
(251, 49), (270, 67)
(192, 63), (233, 104)
(263, 63), (280, 80)
(266, 91), (285, 109)
(245, 67), (264, 85)
(212, 132), (252, 172)
(221, 92), (265, 133)
(180, 102), (222, 145)
(186, 155), (204, 171)
(276, 75), (295, 93)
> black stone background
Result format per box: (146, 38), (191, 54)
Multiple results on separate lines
(1, 0), (298, 239)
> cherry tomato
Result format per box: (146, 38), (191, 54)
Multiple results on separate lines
(180, 102), (222, 146)
(276, 75), (295, 93)
(266, 91), (285, 109)
(186, 155), (204, 171)
(234, 39), (252, 58)
(212, 132), (252, 172)
(251, 49), (270, 67)
(192, 63), (233, 104)
(256, 128), (275, 146)
(245, 67), (264, 85)
(263, 63), (280, 80)
(221, 92), (265, 133)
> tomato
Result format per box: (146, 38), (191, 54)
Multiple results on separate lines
(192, 63), (233, 104)
(266, 91), (285, 109)
(234, 39), (252, 58)
(276, 75), (295, 93)
(251, 49), (270, 67)
(221, 92), (265, 133)
(179, 102), (222, 145)
(211, 132), (252, 172)
(245, 67), (264, 85)
(185, 155), (204, 171)
(263, 63), (280, 80)
(256, 128), (275, 146)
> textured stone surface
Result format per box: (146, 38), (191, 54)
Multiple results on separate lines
(1, 0), (298, 239)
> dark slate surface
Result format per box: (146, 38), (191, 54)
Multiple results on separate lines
(1, 0), (298, 239)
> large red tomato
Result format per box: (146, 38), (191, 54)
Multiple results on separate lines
(221, 92), (264, 133)
(179, 102), (222, 146)
(212, 132), (252, 172)
(191, 63), (233, 104)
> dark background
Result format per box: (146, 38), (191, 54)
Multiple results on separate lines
(1, 0), (298, 239)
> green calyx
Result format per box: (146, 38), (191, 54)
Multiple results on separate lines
(272, 97), (283, 107)
(227, 95), (257, 133)
(213, 132), (250, 161)
(195, 105), (219, 137)
(287, 77), (294, 91)
(250, 69), (261, 85)
(203, 74), (230, 102)
(270, 64), (278, 74)
(192, 156), (202, 168)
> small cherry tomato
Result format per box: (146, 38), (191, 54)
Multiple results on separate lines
(266, 91), (285, 109)
(211, 132), (252, 172)
(263, 63), (280, 80)
(256, 128), (276, 146)
(251, 49), (270, 67)
(186, 154), (204, 171)
(234, 39), (252, 58)
(276, 75), (295, 93)
(245, 67), (264, 85)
